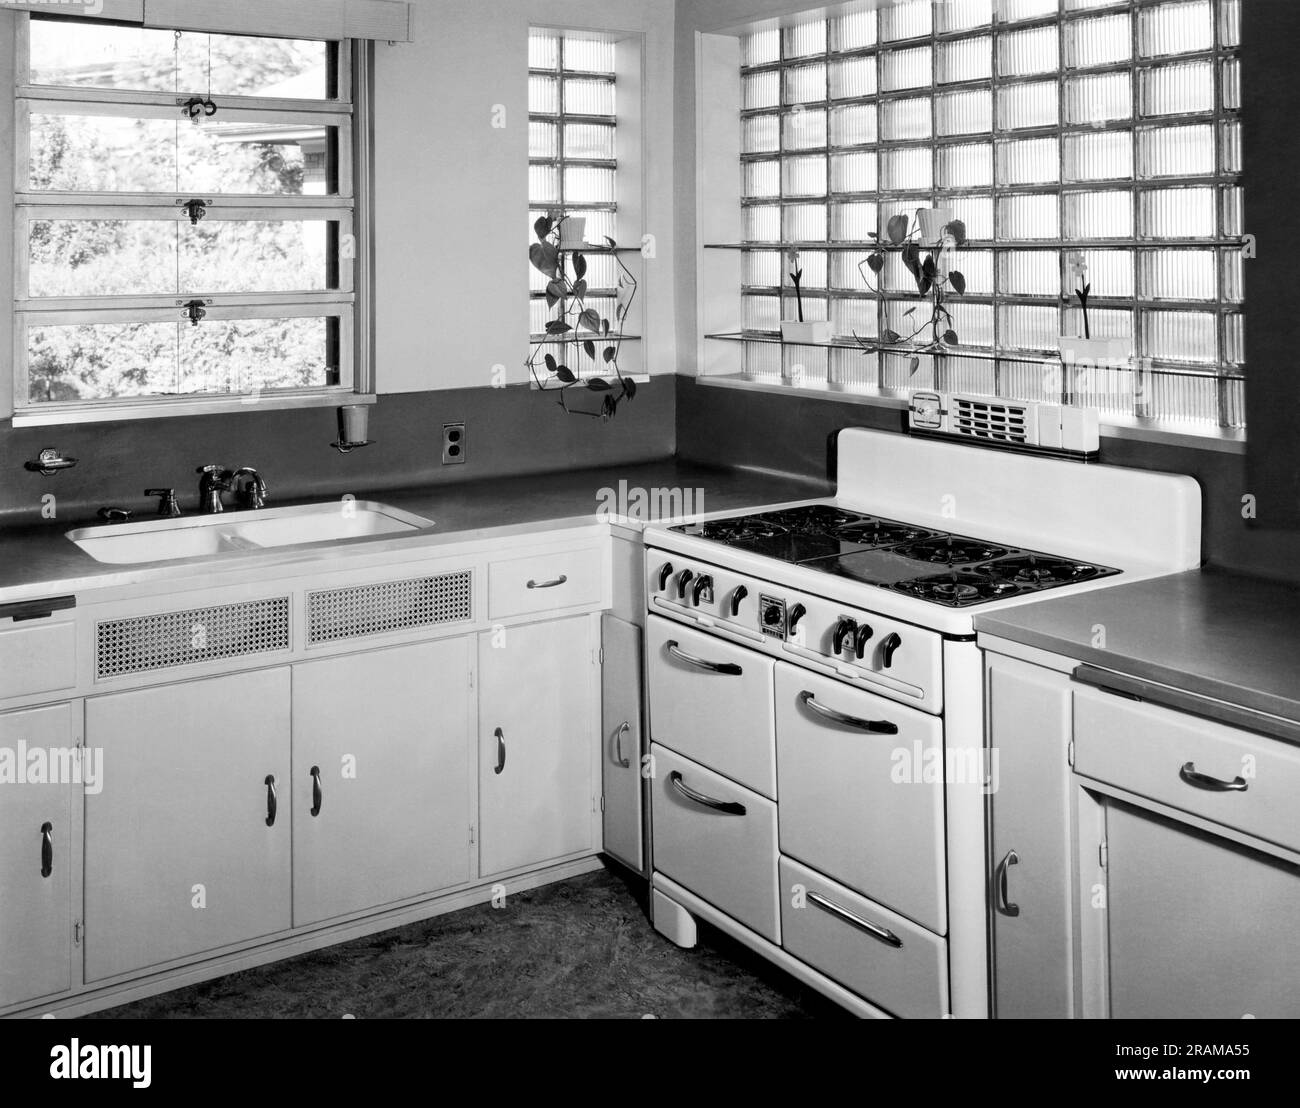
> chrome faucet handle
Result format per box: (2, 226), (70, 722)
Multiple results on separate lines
(231, 467), (268, 510)
(145, 488), (181, 518)
(97, 507), (132, 523)
(196, 464), (232, 513)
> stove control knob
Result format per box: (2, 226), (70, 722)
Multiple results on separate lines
(788, 603), (807, 632)
(854, 624), (874, 660)
(728, 585), (749, 617)
(691, 574), (714, 607)
(880, 632), (902, 669)
(675, 568), (694, 600)
(657, 562), (674, 591)
(832, 617), (857, 655)
(762, 603), (783, 627)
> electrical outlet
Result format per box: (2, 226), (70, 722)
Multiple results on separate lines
(442, 422), (465, 465)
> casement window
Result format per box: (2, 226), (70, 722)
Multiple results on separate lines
(8, 13), (372, 424)
(717, 0), (1244, 431)
(528, 26), (644, 379)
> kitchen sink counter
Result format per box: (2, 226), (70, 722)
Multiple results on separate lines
(0, 459), (830, 605)
(974, 568), (1300, 725)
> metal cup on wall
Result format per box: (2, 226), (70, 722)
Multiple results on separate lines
(335, 404), (370, 451)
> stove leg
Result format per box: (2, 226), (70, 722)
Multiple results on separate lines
(651, 886), (698, 948)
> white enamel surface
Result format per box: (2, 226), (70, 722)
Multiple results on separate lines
(66, 501), (433, 565)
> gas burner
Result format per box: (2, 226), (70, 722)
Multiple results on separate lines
(757, 506), (868, 533)
(896, 535), (1014, 566)
(974, 555), (1106, 587)
(835, 521), (936, 548)
(692, 518), (790, 542)
(892, 573), (1026, 607)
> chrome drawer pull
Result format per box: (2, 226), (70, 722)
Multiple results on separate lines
(494, 727), (507, 775)
(669, 771), (746, 816)
(1179, 761), (1248, 792)
(798, 691), (899, 734)
(614, 721), (632, 768)
(806, 892), (903, 948)
(41, 822), (54, 878)
(994, 849), (1020, 917)
(665, 640), (742, 675)
(526, 574), (568, 589)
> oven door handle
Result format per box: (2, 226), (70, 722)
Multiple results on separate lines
(669, 771), (746, 816)
(665, 640), (742, 676)
(798, 691), (899, 734)
(806, 891), (903, 948)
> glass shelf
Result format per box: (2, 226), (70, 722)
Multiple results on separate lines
(530, 333), (642, 343)
(705, 239), (1242, 252)
(705, 330), (1065, 366)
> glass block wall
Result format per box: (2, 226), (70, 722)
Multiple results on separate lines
(528, 29), (620, 370)
(735, 0), (1244, 427)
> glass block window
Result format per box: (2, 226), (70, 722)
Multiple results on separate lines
(736, 0), (1244, 428)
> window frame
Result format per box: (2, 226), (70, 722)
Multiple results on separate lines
(6, 13), (375, 426)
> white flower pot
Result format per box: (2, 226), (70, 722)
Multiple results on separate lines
(559, 216), (587, 249)
(780, 320), (833, 344)
(916, 207), (955, 244)
(1059, 336), (1131, 367)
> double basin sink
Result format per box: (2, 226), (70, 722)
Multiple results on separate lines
(67, 501), (433, 565)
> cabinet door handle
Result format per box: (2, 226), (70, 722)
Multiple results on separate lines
(40, 821), (53, 878)
(798, 690), (899, 734)
(665, 640), (742, 675)
(614, 721), (632, 768)
(310, 766), (323, 817)
(264, 775), (278, 827)
(494, 727), (506, 775)
(994, 849), (1020, 917)
(806, 891), (903, 948)
(526, 574), (568, 589)
(1179, 761), (1248, 792)
(669, 770), (746, 815)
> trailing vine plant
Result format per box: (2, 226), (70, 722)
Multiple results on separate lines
(526, 214), (638, 420)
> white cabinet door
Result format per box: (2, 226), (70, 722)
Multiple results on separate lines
(292, 639), (472, 926)
(985, 653), (1075, 1019)
(84, 670), (292, 982)
(479, 616), (595, 876)
(0, 704), (74, 1009)
(601, 614), (643, 872)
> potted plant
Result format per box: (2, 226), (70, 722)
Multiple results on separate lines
(1058, 253), (1130, 370)
(855, 209), (966, 376)
(526, 214), (638, 420)
(780, 249), (832, 344)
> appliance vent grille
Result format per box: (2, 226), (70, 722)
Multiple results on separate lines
(952, 397), (1030, 444)
(307, 570), (473, 645)
(97, 597), (291, 679)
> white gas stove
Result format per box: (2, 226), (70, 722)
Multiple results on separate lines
(643, 428), (1201, 1019)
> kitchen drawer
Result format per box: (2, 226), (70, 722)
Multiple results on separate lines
(647, 614), (776, 798)
(775, 662), (947, 932)
(487, 545), (603, 620)
(1074, 685), (1300, 854)
(650, 744), (780, 943)
(779, 857), (949, 1019)
(0, 608), (76, 702)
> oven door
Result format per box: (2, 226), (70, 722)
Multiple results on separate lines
(775, 662), (947, 934)
(647, 614), (776, 799)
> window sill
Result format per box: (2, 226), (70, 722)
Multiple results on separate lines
(9, 391), (376, 428)
(693, 374), (1247, 455)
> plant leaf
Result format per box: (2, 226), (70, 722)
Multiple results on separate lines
(544, 353), (557, 374)
(866, 251), (885, 274)
(544, 320), (571, 335)
(903, 307), (917, 317)
(887, 213), (910, 244)
(907, 356), (920, 377)
(571, 279), (588, 300)
(583, 339), (597, 360)
(573, 253), (587, 280)
(922, 255), (937, 280)
(603, 318), (611, 336)
(533, 215), (553, 242)
(529, 241), (559, 277)
(917, 275), (932, 296)
(882, 328), (901, 344)
(555, 365), (575, 383)
(579, 308), (601, 332)
(602, 346), (616, 363)
(587, 377), (612, 391)
(945, 219), (967, 246)
(603, 235), (617, 250)
(942, 329), (959, 345)
(901, 242), (921, 276)
(624, 377), (637, 399)
(948, 271), (966, 296)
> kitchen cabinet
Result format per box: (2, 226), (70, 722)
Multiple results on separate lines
(291, 639), (472, 926)
(83, 669), (292, 982)
(984, 652), (1075, 1019)
(600, 614), (643, 872)
(478, 616), (595, 876)
(0, 703), (75, 1009)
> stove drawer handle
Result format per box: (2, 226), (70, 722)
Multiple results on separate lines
(1179, 761), (1248, 793)
(669, 771), (746, 816)
(527, 574), (568, 590)
(665, 640), (742, 676)
(806, 891), (902, 948)
(798, 691), (898, 734)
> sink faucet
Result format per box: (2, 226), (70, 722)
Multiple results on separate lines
(196, 464), (233, 514)
(232, 467), (268, 510)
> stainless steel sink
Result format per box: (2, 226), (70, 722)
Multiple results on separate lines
(67, 501), (433, 564)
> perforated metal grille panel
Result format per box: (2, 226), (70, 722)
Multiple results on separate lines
(953, 398), (1030, 445)
(97, 597), (291, 679)
(307, 570), (472, 645)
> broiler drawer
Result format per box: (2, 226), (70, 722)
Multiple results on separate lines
(647, 615), (776, 798)
(650, 744), (780, 943)
(780, 857), (949, 1019)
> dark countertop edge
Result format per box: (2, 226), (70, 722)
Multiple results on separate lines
(0, 460), (833, 604)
